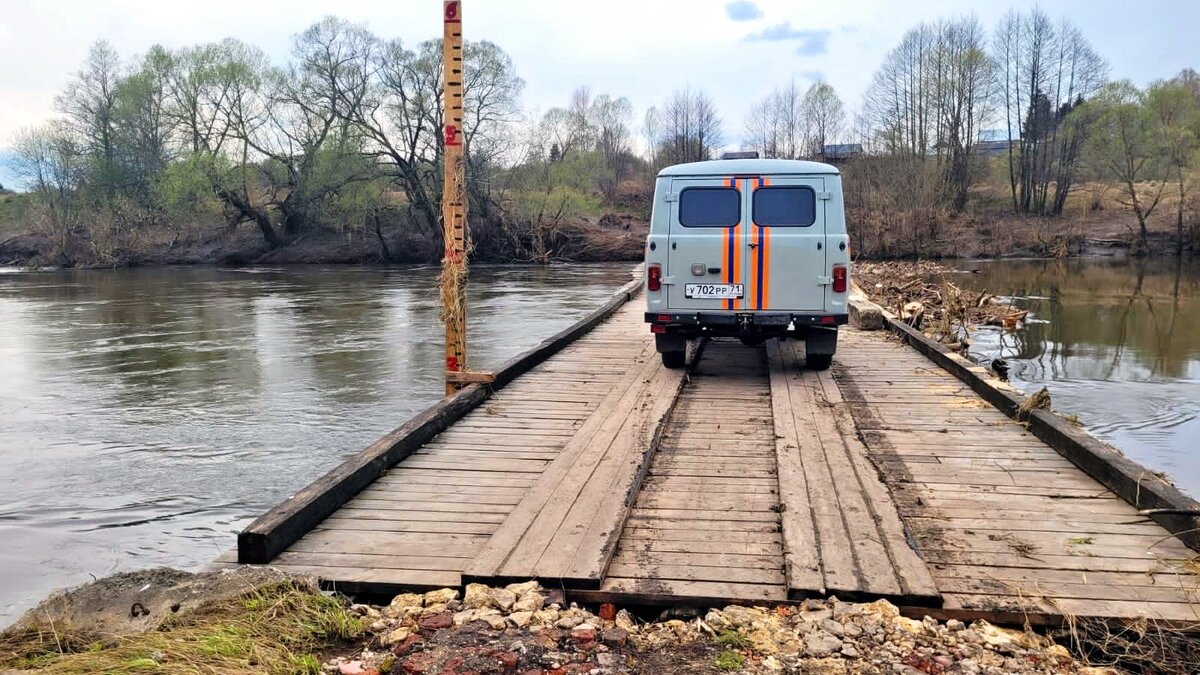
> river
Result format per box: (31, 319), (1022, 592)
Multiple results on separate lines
(0, 263), (634, 622)
(949, 257), (1200, 500)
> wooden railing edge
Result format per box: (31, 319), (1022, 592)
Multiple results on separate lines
(884, 317), (1200, 552)
(237, 272), (645, 564)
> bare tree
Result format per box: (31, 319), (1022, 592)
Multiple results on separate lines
(655, 87), (723, 164)
(993, 10), (1107, 215)
(803, 80), (846, 158)
(56, 41), (123, 196)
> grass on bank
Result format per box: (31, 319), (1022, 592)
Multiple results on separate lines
(0, 581), (364, 675)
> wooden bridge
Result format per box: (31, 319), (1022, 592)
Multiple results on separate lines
(220, 275), (1200, 625)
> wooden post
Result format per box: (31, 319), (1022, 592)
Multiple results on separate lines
(442, 0), (468, 396)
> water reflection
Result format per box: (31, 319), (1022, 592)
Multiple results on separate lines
(0, 264), (634, 622)
(952, 257), (1200, 498)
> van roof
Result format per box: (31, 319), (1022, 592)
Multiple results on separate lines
(657, 158), (840, 177)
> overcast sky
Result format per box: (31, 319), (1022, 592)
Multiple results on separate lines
(1, 0), (1198, 168)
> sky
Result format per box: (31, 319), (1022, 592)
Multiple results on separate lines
(1, 0), (1198, 183)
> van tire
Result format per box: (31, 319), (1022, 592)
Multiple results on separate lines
(806, 354), (833, 371)
(661, 351), (686, 369)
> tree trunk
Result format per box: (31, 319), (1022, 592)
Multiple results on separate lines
(219, 189), (282, 248)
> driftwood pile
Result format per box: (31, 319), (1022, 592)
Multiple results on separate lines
(854, 261), (1029, 352)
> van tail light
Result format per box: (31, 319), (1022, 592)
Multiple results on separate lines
(832, 265), (847, 293)
(648, 264), (662, 292)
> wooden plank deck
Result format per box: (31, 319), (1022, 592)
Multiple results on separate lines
(227, 289), (1200, 624)
(835, 327), (1200, 623)
(250, 301), (655, 591)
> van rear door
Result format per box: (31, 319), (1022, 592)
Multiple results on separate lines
(665, 177), (744, 311)
(745, 176), (827, 312)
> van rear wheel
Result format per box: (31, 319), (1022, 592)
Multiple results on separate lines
(661, 351), (686, 369)
(806, 354), (833, 371)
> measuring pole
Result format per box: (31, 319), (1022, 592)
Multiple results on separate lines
(441, 0), (468, 396)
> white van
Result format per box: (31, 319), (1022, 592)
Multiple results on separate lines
(644, 157), (850, 369)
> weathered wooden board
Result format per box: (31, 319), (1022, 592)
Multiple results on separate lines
(835, 326), (1200, 622)
(767, 340), (941, 605)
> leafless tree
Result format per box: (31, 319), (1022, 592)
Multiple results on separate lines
(803, 80), (846, 158)
(993, 10), (1107, 215)
(654, 88), (723, 164)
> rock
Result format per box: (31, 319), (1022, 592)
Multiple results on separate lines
(419, 603), (447, 616)
(463, 583), (495, 610)
(506, 580), (541, 596)
(532, 608), (560, 625)
(720, 605), (769, 628)
(598, 603), (616, 621)
(369, 619), (389, 632)
(513, 590), (545, 613)
(542, 651), (572, 666)
(338, 661), (369, 675)
(803, 598), (828, 611)
(946, 619), (966, 632)
(390, 593), (424, 610)
(509, 611), (534, 628)
(422, 588), (459, 606)
(596, 652), (618, 669)
(556, 615), (584, 629)
(381, 626), (412, 646)
(570, 622), (597, 644)
(481, 614), (508, 630)
(798, 608), (833, 623)
(841, 644), (859, 658)
(453, 609), (477, 626)
(601, 627), (629, 647)
(805, 630), (843, 657)
(761, 655), (783, 671)
(614, 609), (638, 634)
(417, 611), (452, 631)
(490, 588), (518, 612)
(390, 634), (423, 657)
(821, 618), (845, 637)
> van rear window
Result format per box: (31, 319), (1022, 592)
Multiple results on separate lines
(753, 187), (816, 226)
(678, 188), (740, 227)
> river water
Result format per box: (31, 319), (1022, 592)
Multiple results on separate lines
(949, 257), (1200, 500)
(0, 264), (634, 622)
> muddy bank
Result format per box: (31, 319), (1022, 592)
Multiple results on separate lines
(0, 215), (647, 269)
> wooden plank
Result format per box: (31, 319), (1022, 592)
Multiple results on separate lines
(463, 337), (664, 581)
(606, 562), (784, 585)
(541, 352), (688, 584)
(590, 577), (788, 605)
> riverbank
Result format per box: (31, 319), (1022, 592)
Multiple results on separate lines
(0, 214), (647, 269)
(2, 569), (1169, 674)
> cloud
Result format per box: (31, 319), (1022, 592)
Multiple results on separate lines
(744, 23), (831, 56)
(725, 0), (762, 22)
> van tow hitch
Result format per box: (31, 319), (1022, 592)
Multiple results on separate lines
(736, 313), (754, 332)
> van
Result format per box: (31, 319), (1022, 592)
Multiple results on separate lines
(644, 157), (850, 369)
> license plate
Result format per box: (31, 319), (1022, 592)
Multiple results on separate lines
(685, 283), (744, 299)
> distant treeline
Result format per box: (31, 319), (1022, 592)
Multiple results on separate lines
(6, 10), (1200, 266)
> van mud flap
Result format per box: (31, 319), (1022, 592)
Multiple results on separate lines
(805, 326), (838, 355)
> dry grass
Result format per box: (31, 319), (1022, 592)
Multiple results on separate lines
(0, 581), (363, 675)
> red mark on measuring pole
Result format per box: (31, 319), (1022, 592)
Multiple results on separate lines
(444, 1), (460, 22)
(444, 125), (461, 146)
(446, 356), (460, 371)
